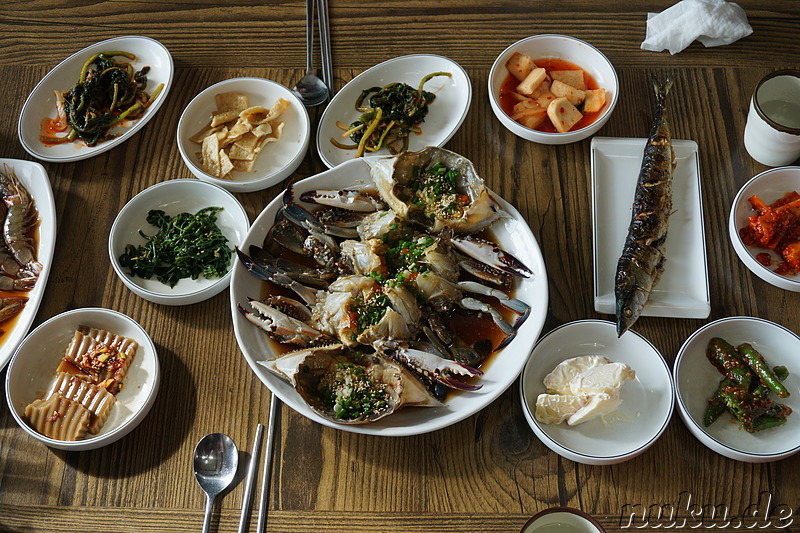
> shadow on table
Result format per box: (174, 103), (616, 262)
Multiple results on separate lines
(57, 342), (196, 477)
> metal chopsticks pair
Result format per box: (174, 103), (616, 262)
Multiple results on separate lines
(317, 0), (334, 98)
(237, 395), (279, 533)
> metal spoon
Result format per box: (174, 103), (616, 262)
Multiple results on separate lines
(292, 0), (329, 106)
(194, 433), (239, 533)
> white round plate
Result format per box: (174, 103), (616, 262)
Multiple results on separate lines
(177, 77), (310, 193)
(0, 159), (57, 371)
(231, 157), (549, 436)
(18, 36), (173, 163)
(520, 320), (674, 464)
(316, 55), (471, 169)
(109, 179), (250, 306)
(729, 166), (800, 291)
(674, 317), (800, 462)
(5, 307), (160, 451)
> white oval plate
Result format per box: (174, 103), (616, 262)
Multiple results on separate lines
(0, 159), (56, 371)
(520, 320), (674, 464)
(109, 179), (250, 305)
(316, 55), (472, 169)
(18, 36), (173, 163)
(5, 307), (160, 450)
(231, 157), (549, 436)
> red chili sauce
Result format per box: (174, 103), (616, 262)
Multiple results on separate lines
(498, 58), (603, 133)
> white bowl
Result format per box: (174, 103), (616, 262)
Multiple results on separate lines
(231, 157), (550, 436)
(674, 317), (800, 462)
(109, 179), (250, 305)
(0, 159), (57, 371)
(316, 54), (472, 169)
(18, 36), (173, 163)
(520, 320), (674, 465)
(5, 308), (160, 451)
(177, 77), (310, 192)
(729, 166), (800, 291)
(488, 34), (618, 145)
(521, 507), (606, 533)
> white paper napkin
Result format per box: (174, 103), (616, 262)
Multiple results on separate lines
(641, 0), (753, 54)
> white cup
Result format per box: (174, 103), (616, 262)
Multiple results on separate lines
(521, 508), (606, 533)
(744, 69), (800, 167)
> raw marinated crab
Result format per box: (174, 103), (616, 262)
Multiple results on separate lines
(238, 147), (534, 424)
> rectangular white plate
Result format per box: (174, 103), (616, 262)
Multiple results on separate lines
(591, 137), (710, 318)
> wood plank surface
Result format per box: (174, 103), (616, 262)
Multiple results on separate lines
(1, 1), (799, 532)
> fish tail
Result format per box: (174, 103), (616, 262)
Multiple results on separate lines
(652, 77), (674, 103)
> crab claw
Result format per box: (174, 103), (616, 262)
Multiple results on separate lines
(450, 235), (533, 278)
(373, 339), (483, 391)
(299, 189), (385, 212)
(238, 298), (329, 346)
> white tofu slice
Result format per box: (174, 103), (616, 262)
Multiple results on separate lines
(550, 70), (586, 90)
(547, 97), (584, 133)
(506, 52), (537, 82)
(584, 89), (607, 113)
(543, 355), (611, 394)
(550, 80), (586, 106)
(535, 393), (588, 424)
(516, 68), (548, 96)
(567, 362), (636, 395)
(567, 392), (622, 426)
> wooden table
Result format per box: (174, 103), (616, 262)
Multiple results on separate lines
(1, 1), (799, 532)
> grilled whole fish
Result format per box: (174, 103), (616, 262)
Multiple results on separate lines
(615, 78), (676, 337)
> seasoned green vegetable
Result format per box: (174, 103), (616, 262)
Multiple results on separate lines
(737, 343), (791, 398)
(704, 337), (792, 433)
(46, 51), (164, 146)
(119, 207), (232, 287)
(331, 72), (451, 157)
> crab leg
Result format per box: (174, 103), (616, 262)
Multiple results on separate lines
(236, 248), (318, 306)
(299, 189), (385, 212)
(374, 340), (483, 391)
(459, 297), (517, 351)
(458, 280), (531, 327)
(451, 235), (533, 278)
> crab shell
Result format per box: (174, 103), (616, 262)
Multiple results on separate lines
(367, 146), (505, 234)
(259, 344), (442, 424)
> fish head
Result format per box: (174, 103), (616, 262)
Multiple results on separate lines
(615, 274), (651, 337)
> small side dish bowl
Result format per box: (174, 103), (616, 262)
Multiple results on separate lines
(520, 320), (673, 465)
(674, 317), (800, 462)
(489, 34), (618, 145)
(177, 77), (310, 192)
(109, 179), (250, 305)
(521, 507), (606, 533)
(729, 166), (800, 291)
(5, 308), (160, 451)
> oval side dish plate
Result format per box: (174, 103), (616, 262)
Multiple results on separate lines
(0, 159), (57, 371)
(18, 36), (174, 163)
(230, 157), (549, 436)
(316, 54), (472, 169)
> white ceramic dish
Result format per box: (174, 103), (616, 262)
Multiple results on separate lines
(177, 77), (310, 193)
(231, 157), (549, 436)
(592, 137), (710, 318)
(5, 307), (160, 451)
(674, 317), (800, 462)
(18, 36), (173, 163)
(109, 179), (249, 305)
(520, 320), (674, 465)
(521, 507), (606, 533)
(316, 54), (471, 169)
(729, 166), (800, 291)
(0, 159), (57, 371)
(488, 34), (618, 145)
